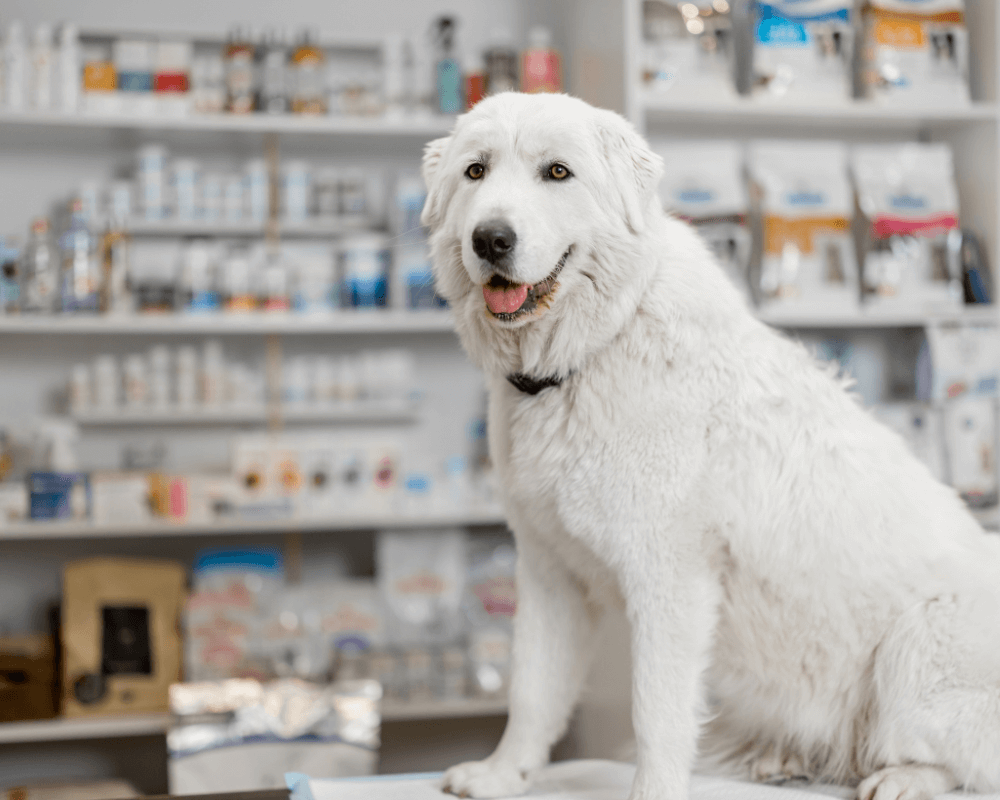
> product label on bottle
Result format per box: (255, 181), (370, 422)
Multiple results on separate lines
(521, 51), (561, 93)
(118, 70), (153, 92)
(437, 59), (463, 113)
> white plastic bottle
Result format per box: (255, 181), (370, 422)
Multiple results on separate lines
(4, 21), (27, 111)
(58, 23), (80, 113)
(30, 23), (54, 111)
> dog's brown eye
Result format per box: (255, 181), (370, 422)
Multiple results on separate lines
(466, 163), (485, 180)
(548, 163), (570, 180)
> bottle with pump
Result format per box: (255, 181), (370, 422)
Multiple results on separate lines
(4, 21), (28, 110)
(484, 29), (518, 96)
(22, 218), (58, 313)
(521, 26), (562, 94)
(259, 29), (288, 114)
(291, 29), (326, 114)
(57, 23), (80, 113)
(433, 17), (463, 114)
(30, 23), (54, 110)
(59, 198), (100, 313)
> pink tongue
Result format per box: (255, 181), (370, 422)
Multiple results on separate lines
(483, 283), (530, 315)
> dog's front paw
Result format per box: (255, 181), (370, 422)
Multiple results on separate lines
(857, 766), (957, 800)
(441, 759), (529, 798)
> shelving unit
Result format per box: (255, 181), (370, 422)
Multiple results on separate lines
(124, 216), (375, 238)
(0, 310), (455, 335)
(0, 506), (506, 541)
(71, 398), (421, 426)
(0, 696), (509, 746)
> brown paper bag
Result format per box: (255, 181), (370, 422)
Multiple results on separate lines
(62, 557), (186, 717)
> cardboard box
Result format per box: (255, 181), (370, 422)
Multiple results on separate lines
(62, 557), (186, 717)
(0, 633), (58, 722)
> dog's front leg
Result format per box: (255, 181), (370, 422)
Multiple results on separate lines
(623, 551), (718, 800)
(442, 534), (600, 798)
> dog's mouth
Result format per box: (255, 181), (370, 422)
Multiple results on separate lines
(482, 247), (572, 322)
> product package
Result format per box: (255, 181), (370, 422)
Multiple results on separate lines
(942, 395), (997, 507)
(29, 472), (90, 520)
(922, 323), (999, 403)
(748, 140), (859, 315)
(851, 143), (963, 313)
(872, 402), (947, 482)
(89, 471), (152, 526)
(861, 0), (970, 106)
(184, 548), (284, 682)
(0, 633), (59, 722)
(752, 0), (854, 102)
(377, 528), (467, 648)
(167, 678), (379, 794)
(641, 0), (736, 102)
(62, 557), (186, 717)
(463, 535), (516, 697)
(655, 139), (752, 299)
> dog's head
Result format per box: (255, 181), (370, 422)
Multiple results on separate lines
(421, 93), (663, 378)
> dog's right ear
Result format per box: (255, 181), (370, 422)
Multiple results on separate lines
(420, 136), (451, 230)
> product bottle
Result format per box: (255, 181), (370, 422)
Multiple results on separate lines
(259, 29), (288, 114)
(433, 17), (463, 114)
(22, 218), (58, 313)
(465, 51), (486, 110)
(57, 23), (80, 113)
(484, 30), (518, 96)
(59, 197), (100, 313)
(0, 239), (22, 314)
(225, 27), (256, 114)
(30, 23), (54, 111)
(291, 29), (326, 114)
(4, 21), (27, 110)
(520, 26), (562, 94)
(382, 32), (406, 117)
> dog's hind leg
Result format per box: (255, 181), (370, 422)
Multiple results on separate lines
(441, 534), (603, 799)
(858, 590), (1000, 800)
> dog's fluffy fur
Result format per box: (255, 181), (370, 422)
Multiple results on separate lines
(421, 93), (1000, 800)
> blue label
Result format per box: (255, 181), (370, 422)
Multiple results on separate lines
(118, 71), (153, 92)
(437, 59), (463, 114)
(786, 190), (826, 207)
(677, 189), (715, 204)
(757, 15), (810, 46)
(758, 2), (850, 25)
(345, 276), (387, 308)
(186, 291), (221, 313)
(889, 194), (927, 210)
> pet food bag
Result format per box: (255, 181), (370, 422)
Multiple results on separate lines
(861, 0), (970, 106)
(752, 0), (854, 102)
(655, 139), (752, 299)
(851, 143), (963, 312)
(942, 395), (998, 508)
(748, 140), (859, 315)
(642, 1), (737, 102)
(377, 528), (466, 647)
(168, 678), (380, 793)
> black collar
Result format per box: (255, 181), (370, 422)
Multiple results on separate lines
(507, 372), (566, 395)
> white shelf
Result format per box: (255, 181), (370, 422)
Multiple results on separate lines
(72, 399), (420, 426)
(757, 305), (998, 329)
(0, 506), (507, 541)
(125, 216), (376, 238)
(0, 311), (454, 335)
(641, 94), (999, 128)
(3, 308), (989, 336)
(0, 109), (454, 137)
(381, 696), (508, 722)
(0, 714), (173, 744)
(0, 697), (508, 744)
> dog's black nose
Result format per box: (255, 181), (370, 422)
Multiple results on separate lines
(472, 221), (517, 264)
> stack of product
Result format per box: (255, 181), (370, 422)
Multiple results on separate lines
(0, 421), (493, 527)
(67, 342), (415, 416)
(643, 0), (971, 106)
(0, 17), (563, 119)
(651, 138), (982, 316)
(183, 535), (515, 702)
(0, 151), (444, 316)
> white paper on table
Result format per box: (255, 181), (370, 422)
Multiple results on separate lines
(289, 759), (1000, 800)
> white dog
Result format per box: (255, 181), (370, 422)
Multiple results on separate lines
(420, 92), (1000, 800)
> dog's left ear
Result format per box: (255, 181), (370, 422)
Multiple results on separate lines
(595, 110), (663, 235)
(420, 136), (452, 230)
